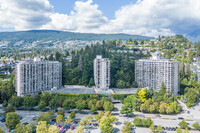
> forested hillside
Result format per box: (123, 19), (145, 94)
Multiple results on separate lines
(0, 30), (153, 44)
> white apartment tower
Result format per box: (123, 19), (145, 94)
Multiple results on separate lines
(135, 53), (179, 95)
(16, 57), (62, 96)
(94, 55), (110, 90)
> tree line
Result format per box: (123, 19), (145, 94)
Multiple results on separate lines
(120, 83), (180, 115)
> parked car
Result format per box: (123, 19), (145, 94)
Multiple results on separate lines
(0, 118), (5, 122)
(0, 115), (4, 121)
(19, 115), (23, 120)
(93, 112), (98, 114)
(178, 117), (184, 120)
(112, 113), (119, 116)
(93, 123), (98, 126)
(155, 115), (161, 118)
(139, 114), (145, 117)
(51, 119), (56, 122)
(32, 116), (37, 120)
(71, 126), (75, 130)
(23, 122), (29, 125)
(56, 125), (62, 128)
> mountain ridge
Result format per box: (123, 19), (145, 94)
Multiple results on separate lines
(0, 30), (154, 42)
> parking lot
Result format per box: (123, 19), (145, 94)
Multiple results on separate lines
(1, 101), (200, 133)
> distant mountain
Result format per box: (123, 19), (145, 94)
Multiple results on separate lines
(0, 30), (153, 43)
(186, 29), (200, 42)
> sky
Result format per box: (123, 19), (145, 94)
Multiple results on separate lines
(0, 0), (200, 37)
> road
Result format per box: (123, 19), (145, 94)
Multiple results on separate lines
(0, 100), (200, 133)
(113, 103), (200, 133)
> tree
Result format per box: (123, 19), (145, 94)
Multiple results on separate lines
(36, 112), (52, 122)
(49, 98), (59, 109)
(4, 105), (15, 115)
(49, 125), (59, 133)
(63, 100), (76, 110)
(149, 105), (155, 113)
(159, 82), (166, 96)
(171, 101), (180, 113)
(121, 121), (132, 133)
(79, 117), (91, 126)
(176, 127), (182, 133)
(33, 94), (41, 105)
(153, 102), (159, 112)
(120, 104), (133, 115)
(55, 52), (61, 61)
(70, 111), (76, 119)
(40, 93), (52, 106)
(77, 102), (86, 111)
(196, 46), (200, 56)
(149, 124), (155, 131)
(159, 102), (168, 114)
(95, 111), (104, 121)
(140, 40), (144, 45)
(56, 115), (64, 123)
(0, 127), (4, 133)
(133, 39), (138, 45)
(166, 105), (174, 114)
(23, 95), (37, 108)
(88, 78), (94, 87)
(5, 112), (20, 130)
(9, 96), (23, 108)
(117, 80), (126, 89)
(65, 116), (72, 124)
(179, 120), (188, 129)
(192, 122), (200, 130)
(2, 100), (8, 108)
(90, 105), (97, 113)
(128, 38), (132, 43)
(183, 128), (189, 133)
(76, 126), (84, 133)
(157, 125), (163, 132)
(133, 117), (143, 127)
(88, 100), (94, 109)
(140, 104), (148, 113)
(57, 110), (65, 117)
(144, 118), (153, 127)
(96, 100), (102, 110)
(38, 101), (46, 109)
(14, 123), (33, 133)
(14, 123), (27, 133)
(138, 88), (146, 102)
(99, 115), (117, 133)
(104, 102), (114, 111)
(48, 54), (54, 61)
(36, 121), (49, 133)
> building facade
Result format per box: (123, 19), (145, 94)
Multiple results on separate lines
(135, 53), (179, 95)
(94, 55), (110, 90)
(190, 62), (200, 81)
(16, 57), (62, 96)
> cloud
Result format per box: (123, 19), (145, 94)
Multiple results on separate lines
(106, 0), (200, 36)
(0, 0), (53, 30)
(0, 0), (200, 36)
(42, 0), (108, 33)
(43, 0), (200, 36)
